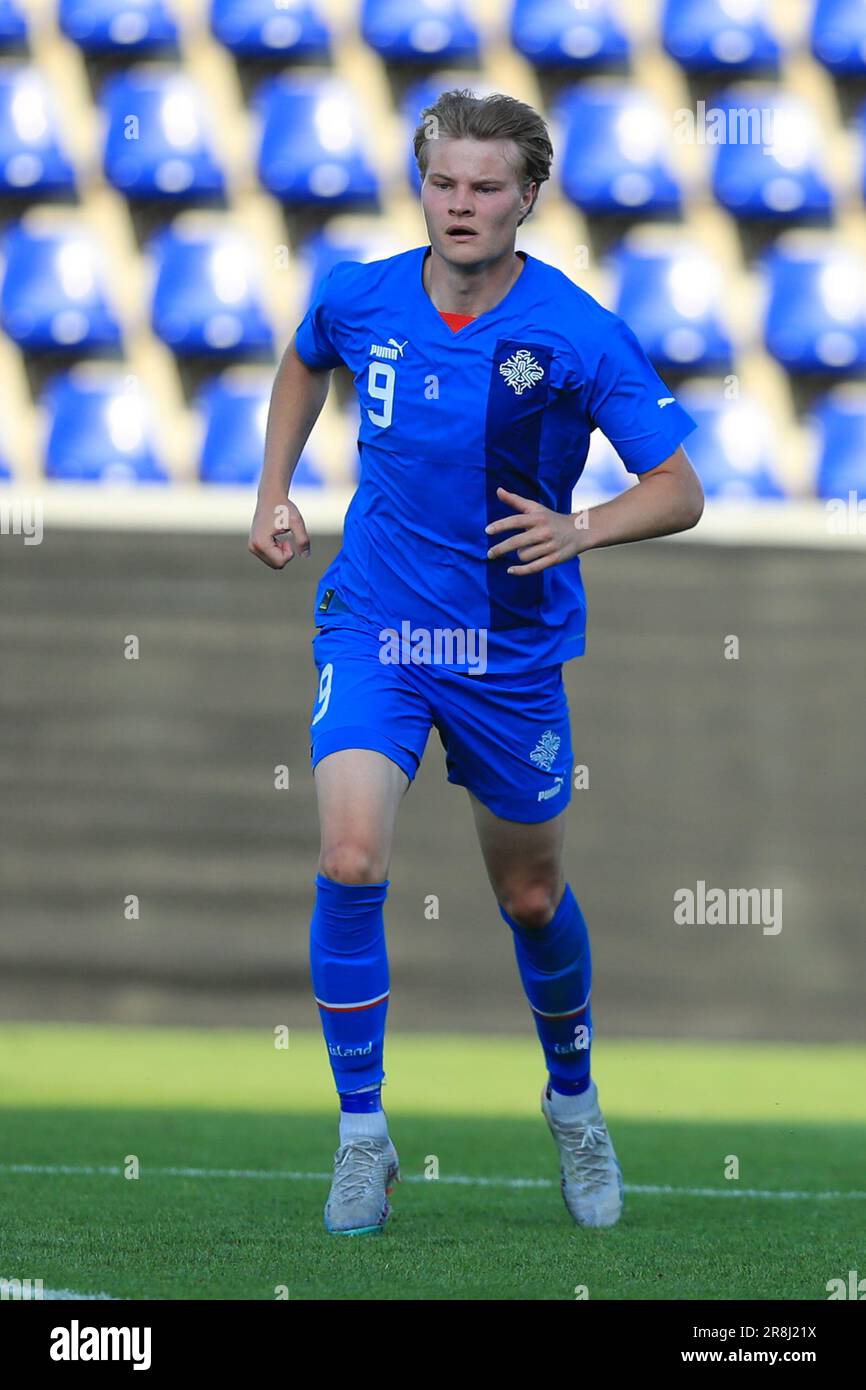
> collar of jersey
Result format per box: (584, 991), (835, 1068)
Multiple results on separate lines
(414, 245), (535, 340)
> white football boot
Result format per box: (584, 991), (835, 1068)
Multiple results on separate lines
(541, 1079), (624, 1228)
(324, 1135), (401, 1236)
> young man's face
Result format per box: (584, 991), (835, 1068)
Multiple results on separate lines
(420, 137), (535, 267)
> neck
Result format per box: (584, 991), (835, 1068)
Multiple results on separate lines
(423, 245), (525, 317)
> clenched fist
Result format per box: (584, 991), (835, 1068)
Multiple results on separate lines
(248, 495), (311, 571)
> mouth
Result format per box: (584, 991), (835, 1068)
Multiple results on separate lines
(446, 226), (478, 241)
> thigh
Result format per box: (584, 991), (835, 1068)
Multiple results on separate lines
(315, 748), (408, 882)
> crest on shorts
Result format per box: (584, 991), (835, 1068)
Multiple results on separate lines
(499, 349), (545, 396)
(530, 729), (561, 772)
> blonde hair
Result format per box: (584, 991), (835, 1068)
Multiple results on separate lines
(413, 88), (553, 225)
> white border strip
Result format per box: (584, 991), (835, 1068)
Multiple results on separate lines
(2, 486), (865, 548)
(0, 485), (353, 535)
(1, 1162), (863, 1201)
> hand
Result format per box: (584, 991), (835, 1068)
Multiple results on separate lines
(248, 494), (310, 570)
(485, 487), (588, 575)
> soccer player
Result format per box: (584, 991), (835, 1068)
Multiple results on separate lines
(249, 90), (703, 1236)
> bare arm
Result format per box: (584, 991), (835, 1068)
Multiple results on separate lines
(248, 334), (332, 570)
(486, 445), (704, 573)
(576, 445), (705, 552)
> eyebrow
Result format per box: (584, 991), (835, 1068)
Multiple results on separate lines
(428, 174), (505, 184)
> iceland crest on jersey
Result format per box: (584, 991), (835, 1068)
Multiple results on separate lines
(499, 348), (545, 395)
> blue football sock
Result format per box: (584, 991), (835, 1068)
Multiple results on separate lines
(339, 1084), (383, 1113)
(310, 873), (390, 1100)
(499, 883), (592, 1095)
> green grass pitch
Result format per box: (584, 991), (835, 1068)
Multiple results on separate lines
(2, 1025), (864, 1301)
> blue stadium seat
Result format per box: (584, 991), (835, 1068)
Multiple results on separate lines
(0, 0), (27, 45)
(811, 0), (866, 76)
(810, 391), (866, 499)
(43, 374), (169, 482)
(148, 225), (273, 356)
(711, 90), (832, 219)
(360, 0), (479, 63)
(556, 86), (682, 215)
(0, 68), (77, 196)
(763, 243), (866, 372)
(210, 0), (330, 57)
(511, 0), (629, 68)
(255, 76), (379, 205)
(0, 224), (122, 351)
(662, 0), (780, 73)
(198, 375), (323, 484)
(301, 232), (367, 300)
(677, 389), (787, 498)
(101, 71), (225, 200)
(299, 227), (403, 309)
(611, 242), (733, 371)
(59, 0), (178, 53)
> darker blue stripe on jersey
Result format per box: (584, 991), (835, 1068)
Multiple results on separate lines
(485, 339), (554, 631)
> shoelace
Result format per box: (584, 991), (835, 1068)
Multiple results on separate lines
(556, 1121), (616, 1192)
(331, 1138), (388, 1204)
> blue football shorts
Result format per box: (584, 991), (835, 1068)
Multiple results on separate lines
(308, 624), (573, 824)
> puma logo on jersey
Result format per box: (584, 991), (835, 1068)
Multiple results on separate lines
(657, 397), (675, 408)
(538, 776), (564, 803)
(371, 339), (408, 360)
(500, 349), (545, 395)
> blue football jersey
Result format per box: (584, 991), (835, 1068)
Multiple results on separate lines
(294, 245), (697, 673)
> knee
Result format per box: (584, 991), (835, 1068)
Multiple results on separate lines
(499, 877), (562, 930)
(319, 841), (386, 886)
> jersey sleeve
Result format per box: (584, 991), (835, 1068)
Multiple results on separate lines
(585, 316), (697, 474)
(294, 264), (346, 370)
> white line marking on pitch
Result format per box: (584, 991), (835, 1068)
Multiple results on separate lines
(1, 1162), (863, 1201)
(41, 1290), (119, 1300)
